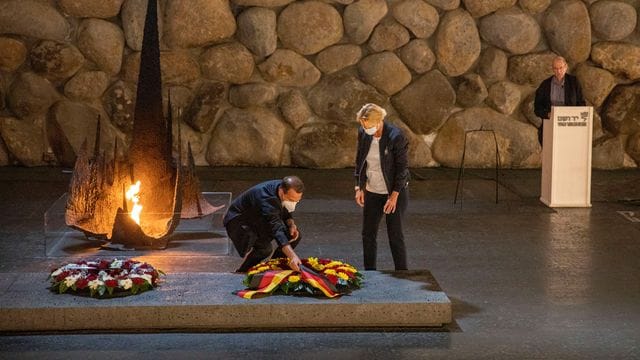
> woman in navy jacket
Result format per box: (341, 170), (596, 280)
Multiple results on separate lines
(354, 103), (409, 270)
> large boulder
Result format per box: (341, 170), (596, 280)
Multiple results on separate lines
(278, 90), (312, 130)
(237, 7), (277, 58)
(399, 39), (435, 74)
(478, 47), (507, 85)
(164, 0), (236, 49)
(626, 132), (640, 165)
(358, 52), (412, 96)
(457, 74), (488, 108)
(277, 1), (343, 55)
(64, 71), (110, 101)
(591, 42), (640, 81)
(432, 107), (540, 168)
(200, 43), (254, 84)
(232, 0), (295, 6)
(102, 80), (136, 134)
(462, 0), (517, 17)
(479, 8), (541, 55)
(343, 0), (388, 44)
(486, 81), (521, 115)
(574, 64), (615, 108)
(30, 40), (84, 81)
(435, 9), (481, 77)
(308, 73), (386, 123)
(121, 0), (164, 51)
(425, 0), (459, 10)
(46, 100), (124, 167)
(124, 50), (201, 86)
(315, 44), (362, 74)
(589, 1), (637, 41)
(601, 83), (640, 136)
(508, 52), (556, 86)
(57, 0), (124, 18)
(290, 122), (357, 168)
(0, 37), (27, 72)
(258, 49), (321, 87)
(7, 72), (60, 118)
(207, 107), (286, 166)
(229, 83), (278, 109)
(368, 19), (411, 52)
(542, 0), (591, 64)
(518, 0), (550, 13)
(391, 0), (439, 39)
(391, 70), (456, 134)
(0, 0), (70, 41)
(77, 19), (125, 75)
(592, 136), (626, 169)
(185, 82), (228, 133)
(0, 117), (45, 166)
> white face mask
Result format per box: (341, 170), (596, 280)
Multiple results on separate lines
(282, 200), (297, 212)
(364, 124), (378, 135)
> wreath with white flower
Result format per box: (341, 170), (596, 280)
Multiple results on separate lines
(49, 259), (164, 298)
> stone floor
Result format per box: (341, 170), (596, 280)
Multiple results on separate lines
(1, 166), (639, 359)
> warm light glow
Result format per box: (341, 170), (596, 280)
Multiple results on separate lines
(125, 181), (143, 225)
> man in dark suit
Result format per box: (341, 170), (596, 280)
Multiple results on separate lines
(223, 176), (304, 273)
(534, 56), (586, 145)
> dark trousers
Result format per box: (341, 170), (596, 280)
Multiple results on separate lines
(225, 216), (300, 272)
(362, 189), (408, 270)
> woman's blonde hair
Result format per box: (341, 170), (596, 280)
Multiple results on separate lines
(357, 103), (387, 126)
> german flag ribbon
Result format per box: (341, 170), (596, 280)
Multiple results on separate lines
(234, 265), (340, 299)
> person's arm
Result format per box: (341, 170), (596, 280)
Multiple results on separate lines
(534, 80), (551, 119)
(280, 244), (301, 272)
(355, 130), (365, 207)
(384, 131), (409, 214)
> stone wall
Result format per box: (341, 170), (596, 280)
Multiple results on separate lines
(0, 0), (639, 169)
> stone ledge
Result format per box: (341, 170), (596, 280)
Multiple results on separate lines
(0, 270), (451, 332)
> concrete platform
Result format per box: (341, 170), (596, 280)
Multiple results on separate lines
(0, 270), (451, 332)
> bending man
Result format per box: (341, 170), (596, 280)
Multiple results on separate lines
(224, 176), (304, 273)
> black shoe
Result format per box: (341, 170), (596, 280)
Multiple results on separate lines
(235, 248), (267, 273)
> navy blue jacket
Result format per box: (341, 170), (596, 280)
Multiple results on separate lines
(534, 74), (585, 119)
(223, 180), (292, 246)
(354, 121), (410, 194)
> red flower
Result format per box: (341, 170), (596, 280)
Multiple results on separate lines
(98, 260), (110, 270)
(75, 278), (89, 289)
(319, 258), (331, 265)
(104, 279), (118, 288)
(55, 271), (70, 282)
(132, 277), (146, 285)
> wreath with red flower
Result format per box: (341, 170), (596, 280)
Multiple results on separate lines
(236, 257), (363, 299)
(49, 259), (164, 298)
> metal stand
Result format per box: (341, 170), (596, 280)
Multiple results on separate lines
(454, 129), (501, 207)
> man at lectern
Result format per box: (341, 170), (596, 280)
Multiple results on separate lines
(534, 56), (585, 145)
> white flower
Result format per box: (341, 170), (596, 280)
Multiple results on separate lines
(51, 268), (62, 277)
(88, 279), (104, 290)
(120, 278), (133, 290)
(64, 274), (80, 287)
(110, 259), (123, 269)
(141, 274), (153, 284)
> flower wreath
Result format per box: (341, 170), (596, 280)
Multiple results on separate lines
(49, 259), (164, 298)
(236, 257), (363, 299)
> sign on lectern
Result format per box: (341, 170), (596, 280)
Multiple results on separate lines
(540, 106), (593, 207)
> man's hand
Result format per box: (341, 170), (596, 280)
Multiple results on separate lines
(355, 189), (364, 207)
(281, 244), (301, 272)
(289, 224), (299, 240)
(383, 191), (399, 214)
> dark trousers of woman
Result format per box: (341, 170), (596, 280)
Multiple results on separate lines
(362, 188), (408, 270)
(225, 216), (300, 272)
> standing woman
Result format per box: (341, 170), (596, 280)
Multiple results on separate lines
(354, 103), (410, 270)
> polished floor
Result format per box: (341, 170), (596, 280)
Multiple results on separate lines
(1, 167), (639, 359)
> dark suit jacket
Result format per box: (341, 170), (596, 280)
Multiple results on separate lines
(534, 74), (585, 120)
(354, 121), (410, 194)
(223, 180), (292, 246)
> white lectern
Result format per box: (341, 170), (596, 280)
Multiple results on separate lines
(540, 106), (593, 207)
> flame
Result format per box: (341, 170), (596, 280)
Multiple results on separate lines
(125, 181), (143, 225)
